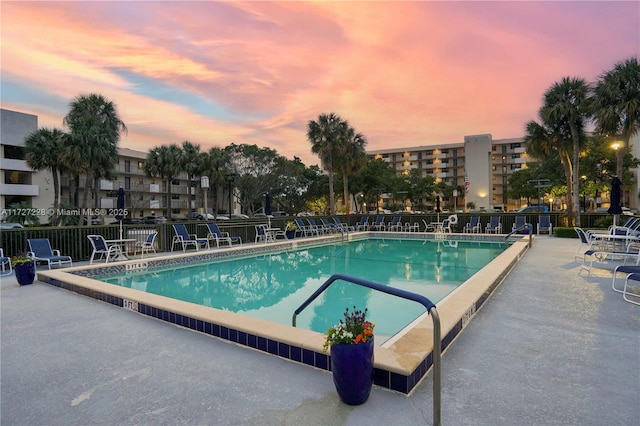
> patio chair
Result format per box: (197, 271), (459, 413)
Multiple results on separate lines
(255, 224), (273, 243)
(485, 216), (502, 234)
(388, 216), (402, 231)
(537, 215), (552, 235)
(306, 218), (325, 235)
(27, 238), (73, 269)
(87, 235), (122, 264)
(463, 216), (481, 233)
(171, 223), (210, 252)
(0, 248), (12, 276)
(369, 216), (386, 231)
(355, 216), (369, 231)
(206, 223), (242, 248)
(320, 218), (338, 233)
(439, 216), (454, 233)
(134, 231), (158, 258)
(512, 216), (526, 232)
(611, 265), (640, 306)
(295, 218), (316, 237)
(332, 217), (354, 232)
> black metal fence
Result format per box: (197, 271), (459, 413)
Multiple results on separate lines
(0, 213), (620, 261)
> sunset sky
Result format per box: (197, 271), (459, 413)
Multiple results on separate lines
(1, 1), (638, 166)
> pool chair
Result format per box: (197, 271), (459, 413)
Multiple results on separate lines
(485, 216), (502, 234)
(306, 218), (325, 235)
(88, 235), (123, 264)
(206, 223), (242, 248)
(27, 238), (73, 269)
(355, 216), (369, 231)
(512, 216), (527, 233)
(537, 215), (552, 235)
(369, 216), (386, 231)
(332, 217), (354, 232)
(255, 224), (276, 243)
(172, 224), (210, 252)
(611, 265), (640, 306)
(388, 216), (402, 231)
(463, 216), (481, 233)
(294, 218), (315, 237)
(134, 231), (158, 258)
(320, 218), (338, 233)
(0, 248), (12, 276)
(439, 216), (455, 233)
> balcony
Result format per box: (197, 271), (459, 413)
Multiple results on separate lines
(0, 183), (39, 196)
(99, 180), (114, 190)
(100, 198), (115, 209)
(149, 184), (160, 193)
(1, 158), (31, 172)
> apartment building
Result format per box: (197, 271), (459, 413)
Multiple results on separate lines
(368, 134), (531, 212)
(0, 109), (54, 217)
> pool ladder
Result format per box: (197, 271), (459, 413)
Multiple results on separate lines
(505, 223), (534, 248)
(292, 274), (441, 426)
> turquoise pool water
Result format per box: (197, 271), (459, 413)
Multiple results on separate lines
(96, 239), (504, 341)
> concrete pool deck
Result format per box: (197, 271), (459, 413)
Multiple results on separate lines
(1, 236), (639, 425)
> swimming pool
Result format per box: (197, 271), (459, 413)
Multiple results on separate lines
(93, 239), (505, 342)
(37, 231), (532, 394)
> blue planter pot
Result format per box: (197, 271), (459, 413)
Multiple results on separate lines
(330, 337), (374, 405)
(15, 261), (36, 285)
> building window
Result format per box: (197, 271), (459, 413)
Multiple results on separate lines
(4, 170), (30, 184)
(417, 152), (422, 160)
(501, 146), (507, 154)
(511, 153), (520, 159)
(124, 176), (131, 190)
(510, 143), (521, 149)
(441, 149), (449, 154)
(124, 160), (131, 173)
(138, 161), (144, 169)
(4, 145), (25, 160)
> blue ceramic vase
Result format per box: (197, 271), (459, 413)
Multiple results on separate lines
(330, 337), (374, 405)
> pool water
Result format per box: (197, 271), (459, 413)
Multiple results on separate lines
(96, 238), (504, 341)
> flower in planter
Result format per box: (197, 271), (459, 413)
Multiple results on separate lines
(10, 253), (33, 267)
(285, 221), (298, 232)
(323, 306), (375, 351)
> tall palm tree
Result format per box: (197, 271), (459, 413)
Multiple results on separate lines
(524, 120), (575, 225)
(590, 57), (640, 178)
(144, 144), (183, 220)
(307, 113), (347, 215)
(335, 125), (367, 213)
(63, 93), (127, 225)
(180, 140), (202, 215)
(541, 77), (590, 227)
(24, 128), (69, 226)
(201, 147), (231, 218)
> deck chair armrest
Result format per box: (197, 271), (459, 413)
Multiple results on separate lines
(52, 249), (61, 256)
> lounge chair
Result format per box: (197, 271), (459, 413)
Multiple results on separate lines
(388, 216), (402, 231)
(320, 218), (338, 233)
(463, 216), (481, 233)
(485, 216), (502, 234)
(171, 224), (210, 252)
(27, 238), (73, 269)
(369, 216), (385, 231)
(512, 216), (526, 233)
(206, 223), (242, 248)
(134, 231), (158, 258)
(355, 216), (369, 231)
(295, 218), (316, 237)
(306, 218), (325, 235)
(332, 217), (354, 232)
(576, 227), (639, 272)
(0, 248), (12, 276)
(537, 215), (552, 235)
(255, 224), (278, 243)
(611, 265), (640, 306)
(87, 235), (123, 264)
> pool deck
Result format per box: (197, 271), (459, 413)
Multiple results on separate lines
(1, 236), (639, 425)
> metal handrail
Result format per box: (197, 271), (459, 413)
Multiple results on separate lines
(505, 223), (534, 247)
(292, 273), (441, 426)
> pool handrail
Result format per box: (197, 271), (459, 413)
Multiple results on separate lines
(505, 223), (534, 248)
(292, 273), (441, 426)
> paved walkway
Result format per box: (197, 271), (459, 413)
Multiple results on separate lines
(1, 236), (638, 425)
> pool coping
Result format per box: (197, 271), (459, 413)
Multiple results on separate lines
(36, 231), (531, 395)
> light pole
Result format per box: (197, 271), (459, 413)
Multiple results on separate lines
(225, 173), (236, 217)
(612, 141), (623, 179)
(201, 176), (209, 217)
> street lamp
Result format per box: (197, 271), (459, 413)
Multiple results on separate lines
(581, 175), (587, 212)
(225, 173), (236, 217)
(611, 141), (623, 178)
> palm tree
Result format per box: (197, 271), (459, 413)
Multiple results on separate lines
(180, 141), (202, 215)
(524, 120), (575, 225)
(144, 144), (183, 220)
(307, 113), (347, 215)
(63, 94), (127, 225)
(590, 57), (640, 178)
(541, 77), (590, 227)
(24, 128), (68, 225)
(201, 147), (231, 218)
(335, 125), (367, 213)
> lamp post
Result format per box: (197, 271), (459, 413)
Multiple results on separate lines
(611, 141), (623, 179)
(225, 173), (236, 217)
(201, 176), (209, 217)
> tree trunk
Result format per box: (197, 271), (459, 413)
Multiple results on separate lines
(327, 156), (335, 215)
(570, 124), (581, 228)
(342, 173), (349, 214)
(51, 167), (60, 226)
